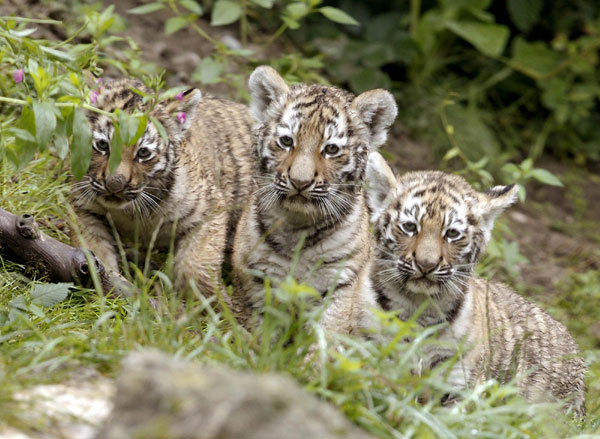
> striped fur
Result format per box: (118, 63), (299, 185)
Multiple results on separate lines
(70, 78), (256, 298)
(231, 66), (397, 335)
(366, 152), (586, 416)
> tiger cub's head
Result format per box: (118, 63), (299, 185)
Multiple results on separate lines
(366, 152), (518, 297)
(74, 78), (201, 211)
(249, 66), (397, 223)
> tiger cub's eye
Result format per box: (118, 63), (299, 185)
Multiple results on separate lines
(324, 144), (340, 156)
(136, 147), (152, 160)
(445, 228), (461, 239)
(279, 136), (294, 149)
(94, 139), (110, 153)
(401, 221), (418, 234)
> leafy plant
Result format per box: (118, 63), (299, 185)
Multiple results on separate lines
(309, 0), (600, 169)
(128, 0), (358, 94)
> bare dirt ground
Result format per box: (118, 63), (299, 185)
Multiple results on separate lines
(3, 0), (599, 343)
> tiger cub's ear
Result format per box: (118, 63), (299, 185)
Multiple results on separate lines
(366, 152), (397, 221)
(248, 66), (289, 124)
(352, 89), (397, 149)
(164, 88), (202, 131)
(477, 184), (520, 240)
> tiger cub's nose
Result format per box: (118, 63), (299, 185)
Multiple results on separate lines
(105, 175), (127, 194)
(414, 257), (440, 275)
(289, 176), (314, 192)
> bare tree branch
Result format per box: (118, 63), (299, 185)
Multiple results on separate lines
(0, 207), (134, 297)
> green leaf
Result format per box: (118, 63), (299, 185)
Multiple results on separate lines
(500, 162), (520, 178)
(15, 106), (38, 169)
(281, 15), (300, 30)
(285, 2), (309, 19)
(319, 6), (359, 26)
(442, 147), (460, 162)
(521, 158), (533, 172)
(31, 283), (72, 307)
(133, 114), (149, 146)
(9, 27), (37, 37)
(33, 101), (57, 151)
(71, 107), (92, 179)
(160, 86), (189, 100)
(510, 37), (563, 79)
(151, 116), (169, 144)
(507, 0), (542, 32)
(8, 295), (27, 323)
(192, 57), (225, 84)
(444, 103), (501, 164)
(128, 2), (165, 14)
(28, 303), (46, 319)
(445, 21), (509, 57)
(531, 168), (563, 187)
(40, 45), (73, 61)
(9, 128), (36, 143)
(54, 110), (73, 159)
(250, 0), (275, 8)
(108, 125), (124, 175)
(165, 16), (190, 34)
(117, 111), (141, 145)
(180, 0), (203, 14)
(211, 0), (242, 26)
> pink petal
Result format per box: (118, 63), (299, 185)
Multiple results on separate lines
(175, 92), (184, 101)
(176, 112), (187, 125)
(90, 90), (99, 104)
(13, 69), (24, 83)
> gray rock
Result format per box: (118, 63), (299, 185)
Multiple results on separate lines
(1, 374), (114, 439)
(95, 350), (369, 439)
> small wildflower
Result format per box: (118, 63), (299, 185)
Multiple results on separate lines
(90, 90), (99, 104)
(95, 77), (103, 85)
(13, 69), (24, 83)
(175, 92), (184, 101)
(176, 112), (187, 125)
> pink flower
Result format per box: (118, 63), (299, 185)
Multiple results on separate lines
(95, 77), (103, 85)
(175, 92), (184, 101)
(90, 90), (99, 104)
(176, 112), (187, 125)
(13, 69), (24, 83)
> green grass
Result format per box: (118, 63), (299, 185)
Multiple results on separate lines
(1, 156), (599, 438)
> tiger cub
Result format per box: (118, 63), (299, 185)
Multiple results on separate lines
(366, 152), (586, 415)
(70, 78), (256, 299)
(231, 66), (397, 335)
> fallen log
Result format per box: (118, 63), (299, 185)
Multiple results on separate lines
(0, 207), (134, 297)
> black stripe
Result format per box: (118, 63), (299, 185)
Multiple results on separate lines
(375, 287), (391, 310)
(430, 355), (451, 369)
(256, 209), (284, 254)
(321, 280), (353, 298)
(78, 209), (107, 223)
(445, 296), (465, 323)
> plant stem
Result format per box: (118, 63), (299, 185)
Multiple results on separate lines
(166, 0), (220, 48)
(0, 16), (63, 25)
(409, 0), (421, 38)
(54, 20), (88, 47)
(189, 22), (220, 46)
(241, 0), (248, 47)
(265, 23), (287, 48)
(439, 99), (469, 164)
(0, 96), (114, 117)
